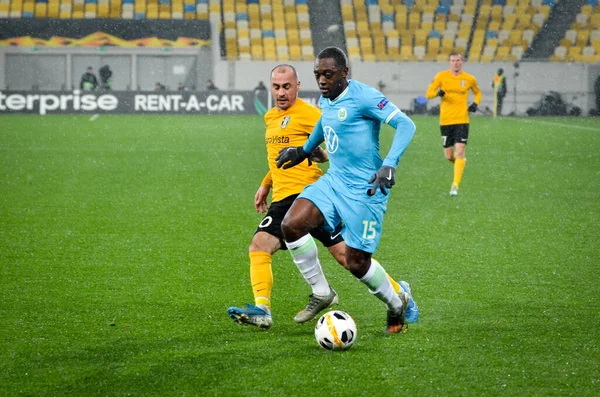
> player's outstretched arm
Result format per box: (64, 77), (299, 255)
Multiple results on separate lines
(383, 111), (416, 168)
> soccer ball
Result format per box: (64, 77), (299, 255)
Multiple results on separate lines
(314, 310), (357, 351)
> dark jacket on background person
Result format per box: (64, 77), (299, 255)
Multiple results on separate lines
(80, 68), (98, 91)
(99, 65), (113, 90)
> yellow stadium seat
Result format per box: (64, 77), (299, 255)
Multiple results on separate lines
(395, 6), (407, 29)
(414, 30), (427, 46)
(23, 1), (34, 14)
(284, 10), (296, 25)
(434, 20), (446, 32)
(35, 3), (47, 17)
(360, 37), (373, 53)
(560, 38), (572, 48)
(48, 3), (60, 17)
(567, 46), (582, 62)
(251, 45), (263, 60)
(274, 20), (286, 31)
(577, 30), (591, 47)
(408, 12), (420, 31)
(421, 21), (433, 32)
(495, 46), (510, 60)
(262, 20), (274, 30)
(288, 29), (299, 46)
(400, 45), (415, 61)
(264, 48), (277, 62)
(363, 53), (376, 62)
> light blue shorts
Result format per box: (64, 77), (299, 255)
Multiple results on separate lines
(298, 174), (388, 253)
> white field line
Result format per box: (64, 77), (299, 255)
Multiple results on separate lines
(506, 117), (600, 132)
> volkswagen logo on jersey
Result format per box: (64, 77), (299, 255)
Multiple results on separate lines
(281, 116), (290, 129)
(337, 108), (347, 121)
(323, 126), (339, 153)
(461, 80), (466, 87)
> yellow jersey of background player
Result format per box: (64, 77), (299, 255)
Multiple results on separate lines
(426, 62), (481, 126)
(426, 51), (481, 196)
(261, 97), (322, 202)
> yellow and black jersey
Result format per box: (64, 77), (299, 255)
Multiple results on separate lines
(426, 70), (482, 126)
(261, 98), (322, 202)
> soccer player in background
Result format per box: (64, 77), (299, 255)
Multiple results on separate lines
(227, 64), (417, 330)
(275, 47), (417, 334)
(426, 51), (481, 196)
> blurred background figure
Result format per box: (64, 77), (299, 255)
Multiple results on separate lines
(206, 79), (218, 90)
(177, 82), (186, 91)
(254, 81), (266, 91)
(492, 68), (507, 117)
(155, 82), (166, 91)
(80, 66), (98, 91)
(99, 65), (113, 90)
(595, 74), (600, 115)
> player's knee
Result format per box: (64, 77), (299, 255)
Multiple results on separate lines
(445, 154), (455, 162)
(281, 215), (300, 241)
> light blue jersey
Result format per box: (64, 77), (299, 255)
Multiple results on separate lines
(303, 80), (415, 202)
(298, 80), (416, 252)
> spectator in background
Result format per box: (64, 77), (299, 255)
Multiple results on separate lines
(177, 82), (187, 91)
(254, 80), (267, 91)
(595, 74), (600, 115)
(80, 67), (98, 91)
(492, 68), (507, 116)
(206, 79), (218, 90)
(99, 65), (113, 90)
(155, 82), (166, 91)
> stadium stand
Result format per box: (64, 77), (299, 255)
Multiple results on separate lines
(339, 0), (567, 62)
(1, 0), (598, 63)
(551, 0), (600, 62)
(0, 0), (314, 61)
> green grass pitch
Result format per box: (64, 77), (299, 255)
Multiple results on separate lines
(1, 114), (598, 396)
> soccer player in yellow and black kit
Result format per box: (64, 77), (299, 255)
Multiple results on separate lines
(426, 51), (481, 196)
(227, 64), (414, 329)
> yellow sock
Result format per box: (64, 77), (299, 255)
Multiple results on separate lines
(387, 273), (401, 294)
(453, 157), (466, 186)
(249, 251), (273, 309)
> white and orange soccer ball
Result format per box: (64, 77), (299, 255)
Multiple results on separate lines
(314, 310), (357, 351)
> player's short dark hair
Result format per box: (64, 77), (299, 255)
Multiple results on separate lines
(316, 47), (348, 69)
(449, 51), (463, 60)
(271, 64), (299, 82)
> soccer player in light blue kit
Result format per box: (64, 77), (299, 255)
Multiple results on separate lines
(276, 47), (418, 333)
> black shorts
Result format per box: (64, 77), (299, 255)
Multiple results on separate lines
(255, 194), (344, 250)
(440, 124), (469, 148)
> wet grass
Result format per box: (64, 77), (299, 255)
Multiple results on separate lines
(1, 114), (598, 396)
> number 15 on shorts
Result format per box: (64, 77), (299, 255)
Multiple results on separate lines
(362, 220), (377, 240)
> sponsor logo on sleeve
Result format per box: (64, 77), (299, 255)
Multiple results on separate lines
(377, 98), (389, 109)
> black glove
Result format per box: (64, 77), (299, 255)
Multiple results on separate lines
(368, 166), (396, 196)
(276, 146), (311, 169)
(468, 103), (478, 112)
(437, 89), (445, 97)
